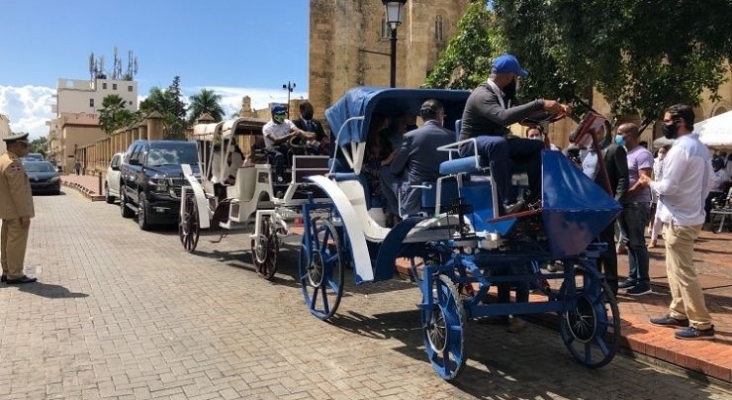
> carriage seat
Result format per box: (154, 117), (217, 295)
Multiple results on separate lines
(277, 155), (330, 201)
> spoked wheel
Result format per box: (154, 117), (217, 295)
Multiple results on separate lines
(298, 217), (344, 320)
(251, 216), (279, 280)
(179, 194), (200, 253)
(421, 274), (467, 381)
(559, 269), (621, 368)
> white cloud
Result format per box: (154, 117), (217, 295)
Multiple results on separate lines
(0, 85), (55, 141)
(0, 84), (308, 141)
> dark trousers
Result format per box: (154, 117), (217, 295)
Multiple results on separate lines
(618, 202), (651, 286)
(461, 136), (543, 207)
(598, 221), (619, 297)
(269, 146), (287, 182)
(496, 263), (530, 305)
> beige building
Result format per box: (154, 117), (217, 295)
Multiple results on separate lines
(50, 113), (105, 172)
(0, 114), (11, 154)
(309, 0), (469, 118)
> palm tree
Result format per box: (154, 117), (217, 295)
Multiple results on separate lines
(99, 94), (136, 134)
(187, 88), (225, 124)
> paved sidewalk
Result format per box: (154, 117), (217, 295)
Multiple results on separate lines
(61, 174), (105, 201)
(1, 191), (731, 399)
(55, 175), (732, 384)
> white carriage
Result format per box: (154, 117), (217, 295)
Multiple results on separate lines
(178, 117), (331, 279)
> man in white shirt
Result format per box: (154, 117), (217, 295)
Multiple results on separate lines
(638, 104), (715, 340)
(261, 104), (310, 182)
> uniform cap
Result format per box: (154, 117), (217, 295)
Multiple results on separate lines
(271, 104), (287, 115)
(2, 132), (29, 143)
(491, 54), (528, 77)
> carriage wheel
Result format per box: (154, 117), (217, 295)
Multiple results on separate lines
(251, 216), (279, 280)
(179, 194), (200, 253)
(422, 274), (467, 381)
(298, 217), (344, 320)
(559, 270), (620, 369)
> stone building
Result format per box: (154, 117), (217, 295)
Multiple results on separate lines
(308, 0), (470, 118)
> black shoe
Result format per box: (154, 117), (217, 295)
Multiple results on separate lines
(649, 314), (689, 328)
(625, 285), (652, 296)
(618, 279), (637, 289)
(6, 275), (37, 285)
(504, 201), (527, 215)
(0, 274), (5, 283)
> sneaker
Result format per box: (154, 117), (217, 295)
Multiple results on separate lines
(625, 285), (652, 296)
(649, 315), (690, 328)
(618, 279), (637, 289)
(674, 326), (715, 340)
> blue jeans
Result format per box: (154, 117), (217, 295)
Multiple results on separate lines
(618, 202), (651, 285)
(460, 136), (543, 208)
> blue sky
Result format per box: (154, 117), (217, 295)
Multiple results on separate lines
(0, 0), (311, 139)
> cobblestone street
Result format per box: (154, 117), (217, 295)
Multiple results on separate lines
(1, 190), (731, 399)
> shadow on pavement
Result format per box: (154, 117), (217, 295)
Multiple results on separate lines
(15, 282), (88, 299)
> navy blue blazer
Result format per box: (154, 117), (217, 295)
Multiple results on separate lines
(390, 120), (455, 184)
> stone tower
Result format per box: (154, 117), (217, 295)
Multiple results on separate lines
(309, 0), (469, 117)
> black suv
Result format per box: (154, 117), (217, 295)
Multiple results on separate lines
(120, 140), (199, 230)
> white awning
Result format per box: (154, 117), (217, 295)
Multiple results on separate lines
(697, 110), (732, 149)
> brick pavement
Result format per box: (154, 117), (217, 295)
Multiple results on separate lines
(0, 191), (731, 399)
(54, 176), (732, 386)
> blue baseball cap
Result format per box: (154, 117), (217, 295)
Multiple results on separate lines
(491, 54), (528, 77)
(271, 104), (287, 114)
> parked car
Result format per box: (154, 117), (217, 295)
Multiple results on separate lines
(105, 152), (125, 204)
(24, 161), (61, 195)
(21, 152), (44, 162)
(120, 140), (199, 230)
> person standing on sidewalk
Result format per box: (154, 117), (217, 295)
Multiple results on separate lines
(649, 145), (670, 248)
(639, 104), (715, 340)
(0, 133), (37, 285)
(616, 123), (654, 296)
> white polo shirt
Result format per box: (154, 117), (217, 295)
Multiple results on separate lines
(262, 120), (296, 148)
(650, 133), (714, 226)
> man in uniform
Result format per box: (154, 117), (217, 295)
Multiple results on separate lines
(0, 133), (37, 284)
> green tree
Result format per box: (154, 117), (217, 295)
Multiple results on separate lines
(24, 135), (46, 157)
(423, 1), (495, 89)
(429, 0), (732, 129)
(187, 88), (225, 124)
(139, 77), (188, 139)
(99, 94), (138, 134)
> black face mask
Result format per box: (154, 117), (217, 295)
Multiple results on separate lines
(303, 112), (314, 120)
(662, 121), (678, 139)
(503, 79), (517, 99)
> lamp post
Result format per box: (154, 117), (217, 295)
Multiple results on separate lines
(382, 0), (407, 88)
(282, 81), (296, 117)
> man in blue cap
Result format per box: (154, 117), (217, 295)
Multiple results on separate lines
(0, 133), (37, 284)
(460, 54), (570, 215)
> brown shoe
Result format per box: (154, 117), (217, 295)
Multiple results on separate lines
(6, 275), (37, 284)
(506, 316), (527, 333)
(648, 239), (657, 249)
(617, 245), (628, 255)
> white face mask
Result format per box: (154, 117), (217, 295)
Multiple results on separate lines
(515, 76), (521, 92)
(529, 135), (543, 141)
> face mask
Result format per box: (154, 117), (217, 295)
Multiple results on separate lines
(615, 135), (626, 147)
(662, 121), (678, 139)
(273, 114), (285, 124)
(303, 112), (314, 120)
(529, 135), (543, 141)
(503, 78), (517, 99)
(658, 153), (666, 160)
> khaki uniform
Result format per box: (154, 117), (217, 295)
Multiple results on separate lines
(0, 150), (35, 280)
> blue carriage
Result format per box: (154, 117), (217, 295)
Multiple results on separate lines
(299, 87), (623, 380)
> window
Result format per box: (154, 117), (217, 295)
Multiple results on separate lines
(112, 83), (117, 90)
(102, 82), (107, 90)
(381, 16), (390, 39)
(89, 98), (94, 107)
(435, 15), (444, 43)
(129, 101), (133, 106)
(128, 85), (133, 92)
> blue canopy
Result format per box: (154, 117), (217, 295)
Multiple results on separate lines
(325, 87), (471, 147)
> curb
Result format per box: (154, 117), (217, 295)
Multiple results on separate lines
(61, 180), (105, 202)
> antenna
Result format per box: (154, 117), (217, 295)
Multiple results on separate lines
(113, 46), (119, 79)
(89, 52), (95, 80)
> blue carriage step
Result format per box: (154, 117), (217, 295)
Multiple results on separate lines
(439, 157), (484, 175)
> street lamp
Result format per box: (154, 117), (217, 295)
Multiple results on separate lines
(282, 81), (296, 117)
(382, 0), (407, 88)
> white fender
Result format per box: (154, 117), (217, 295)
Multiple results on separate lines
(181, 164), (210, 230)
(307, 175), (374, 283)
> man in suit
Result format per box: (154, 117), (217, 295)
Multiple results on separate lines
(582, 137), (628, 296)
(1, 133), (37, 284)
(292, 101), (328, 155)
(390, 99), (455, 216)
